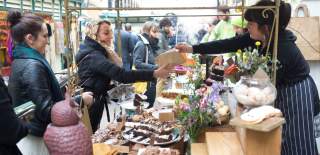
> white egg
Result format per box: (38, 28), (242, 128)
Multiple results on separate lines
(234, 84), (249, 96)
(262, 87), (273, 96)
(254, 91), (266, 105)
(236, 94), (249, 105)
(266, 94), (276, 104)
(248, 87), (261, 97)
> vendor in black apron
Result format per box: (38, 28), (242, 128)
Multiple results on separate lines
(176, 1), (320, 155)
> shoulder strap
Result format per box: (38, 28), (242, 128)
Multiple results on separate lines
(137, 34), (149, 64)
(137, 34), (150, 45)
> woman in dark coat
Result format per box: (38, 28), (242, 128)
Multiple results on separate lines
(0, 75), (28, 155)
(76, 20), (171, 132)
(7, 11), (92, 155)
(176, 1), (319, 155)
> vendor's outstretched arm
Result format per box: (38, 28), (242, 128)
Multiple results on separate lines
(192, 33), (256, 54)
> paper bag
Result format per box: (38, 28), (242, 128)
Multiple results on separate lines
(81, 105), (93, 135)
(155, 49), (186, 66)
(287, 4), (320, 60)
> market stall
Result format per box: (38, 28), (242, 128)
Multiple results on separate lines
(59, 0), (284, 154)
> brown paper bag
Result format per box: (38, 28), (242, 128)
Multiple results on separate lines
(81, 105), (93, 135)
(287, 4), (320, 60)
(155, 49), (186, 66)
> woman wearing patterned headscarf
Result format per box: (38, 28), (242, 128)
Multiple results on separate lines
(76, 20), (173, 132)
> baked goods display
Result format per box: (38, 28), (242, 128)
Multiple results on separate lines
(117, 110), (152, 123)
(123, 117), (180, 145)
(240, 105), (282, 124)
(160, 89), (187, 100)
(209, 65), (225, 82)
(156, 89), (188, 107)
(137, 147), (180, 155)
(92, 123), (124, 144)
(161, 92), (180, 99)
(134, 94), (148, 107)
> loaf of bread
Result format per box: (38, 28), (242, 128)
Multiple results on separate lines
(240, 105), (282, 124)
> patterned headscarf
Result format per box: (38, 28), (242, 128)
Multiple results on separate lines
(84, 20), (114, 50)
(84, 20), (122, 67)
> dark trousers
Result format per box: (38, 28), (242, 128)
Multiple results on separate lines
(144, 80), (156, 108)
(88, 94), (110, 132)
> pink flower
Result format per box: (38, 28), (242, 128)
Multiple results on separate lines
(200, 87), (207, 93)
(179, 102), (191, 112)
(199, 98), (208, 111)
(195, 89), (203, 96)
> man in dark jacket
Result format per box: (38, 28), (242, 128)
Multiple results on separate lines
(125, 23), (139, 46)
(114, 28), (135, 71)
(0, 75), (28, 155)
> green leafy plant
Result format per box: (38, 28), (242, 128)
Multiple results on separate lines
(235, 41), (280, 78)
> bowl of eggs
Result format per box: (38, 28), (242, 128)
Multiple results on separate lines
(233, 76), (277, 107)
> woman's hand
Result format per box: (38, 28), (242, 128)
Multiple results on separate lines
(81, 92), (94, 108)
(153, 64), (174, 79)
(175, 43), (193, 53)
(106, 47), (123, 67)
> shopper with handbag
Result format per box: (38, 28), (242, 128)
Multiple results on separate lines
(7, 10), (93, 155)
(76, 20), (172, 132)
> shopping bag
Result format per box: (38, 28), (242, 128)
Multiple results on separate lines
(287, 4), (320, 60)
(131, 66), (148, 94)
(80, 105), (93, 135)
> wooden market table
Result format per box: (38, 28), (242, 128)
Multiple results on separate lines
(191, 108), (285, 155)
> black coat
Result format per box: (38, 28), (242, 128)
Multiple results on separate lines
(8, 59), (58, 137)
(76, 36), (155, 95)
(192, 30), (310, 86)
(0, 77), (28, 155)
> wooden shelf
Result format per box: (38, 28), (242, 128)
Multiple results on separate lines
(229, 117), (285, 132)
(205, 132), (244, 155)
(191, 143), (208, 155)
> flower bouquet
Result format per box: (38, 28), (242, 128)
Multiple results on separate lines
(175, 81), (229, 142)
(224, 41), (279, 82)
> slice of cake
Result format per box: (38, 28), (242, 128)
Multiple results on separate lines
(211, 65), (225, 76)
(155, 134), (173, 143)
(134, 94), (148, 106)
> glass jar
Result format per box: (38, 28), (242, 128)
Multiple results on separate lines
(233, 76), (277, 107)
